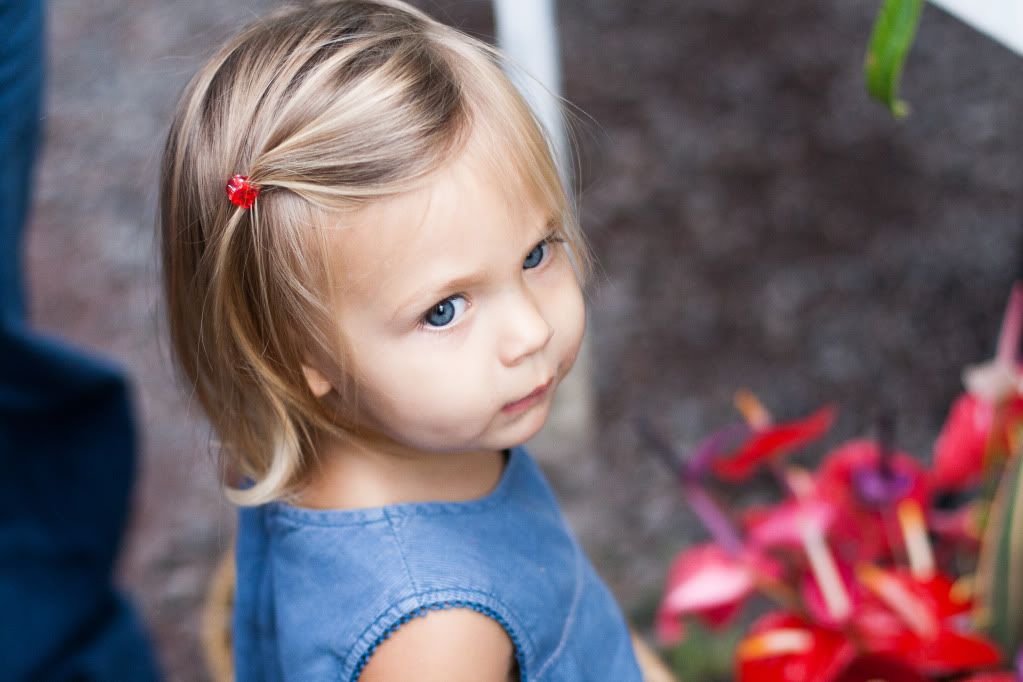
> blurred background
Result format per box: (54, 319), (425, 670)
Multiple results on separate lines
(24, 0), (1023, 677)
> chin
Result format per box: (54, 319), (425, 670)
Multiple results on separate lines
(507, 399), (554, 446)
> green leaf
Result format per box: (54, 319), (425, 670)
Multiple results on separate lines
(864, 0), (925, 119)
(666, 620), (742, 681)
(976, 447), (1023, 659)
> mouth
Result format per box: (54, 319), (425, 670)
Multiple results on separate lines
(502, 377), (554, 414)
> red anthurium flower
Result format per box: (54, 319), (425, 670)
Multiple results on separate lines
(853, 565), (972, 653)
(890, 627), (1003, 676)
(656, 544), (771, 645)
(929, 502), (983, 550)
(854, 566), (999, 676)
(655, 606), (685, 645)
(816, 440), (929, 562)
(856, 565), (941, 639)
(931, 393), (996, 492)
(736, 611), (856, 682)
(969, 283), (1023, 404)
(830, 654), (928, 682)
(848, 600), (917, 654)
(816, 505), (886, 565)
(997, 396), (1023, 455)
(818, 440), (929, 509)
(932, 283), (1023, 491)
(911, 570), (972, 619)
(931, 393), (1023, 492)
(713, 405), (837, 481)
(745, 498), (839, 551)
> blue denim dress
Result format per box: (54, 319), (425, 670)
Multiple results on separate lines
(233, 446), (643, 681)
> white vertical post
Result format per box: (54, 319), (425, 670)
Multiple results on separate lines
(928, 0), (1023, 57)
(493, 0), (595, 456)
(493, 0), (568, 177)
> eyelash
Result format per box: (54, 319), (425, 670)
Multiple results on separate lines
(417, 234), (564, 331)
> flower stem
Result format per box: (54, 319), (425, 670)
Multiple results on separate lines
(682, 479), (745, 556)
(877, 411), (895, 481)
(634, 418), (747, 556)
(996, 281), (1023, 367)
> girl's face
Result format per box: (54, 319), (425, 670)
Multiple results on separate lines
(309, 146), (585, 456)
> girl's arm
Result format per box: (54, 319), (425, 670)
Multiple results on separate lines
(359, 607), (517, 682)
(354, 603), (678, 682)
(630, 626), (680, 682)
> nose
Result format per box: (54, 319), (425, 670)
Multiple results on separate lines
(498, 289), (554, 367)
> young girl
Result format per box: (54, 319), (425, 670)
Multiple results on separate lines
(160, 1), (673, 679)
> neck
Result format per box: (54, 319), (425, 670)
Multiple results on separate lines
(295, 432), (508, 510)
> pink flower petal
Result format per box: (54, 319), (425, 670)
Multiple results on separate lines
(660, 544), (755, 615)
(748, 499), (838, 550)
(931, 394), (993, 492)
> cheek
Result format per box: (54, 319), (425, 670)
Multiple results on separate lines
(548, 271), (586, 367)
(352, 341), (494, 442)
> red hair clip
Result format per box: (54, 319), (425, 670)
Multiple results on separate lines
(226, 174), (259, 209)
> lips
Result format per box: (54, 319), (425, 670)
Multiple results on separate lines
(502, 378), (553, 414)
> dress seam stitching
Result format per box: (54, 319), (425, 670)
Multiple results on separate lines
(533, 538), (584, 678)
(383, 509), (419, 596)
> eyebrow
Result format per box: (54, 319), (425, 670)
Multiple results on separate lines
(391, 270), (489, 323)
(391, 216), (561, 322)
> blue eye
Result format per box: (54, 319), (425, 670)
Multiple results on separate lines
(423, 295), (467, 328)
(523, 241), (549, 269)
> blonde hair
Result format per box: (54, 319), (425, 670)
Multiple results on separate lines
(160, 0), (590, 506)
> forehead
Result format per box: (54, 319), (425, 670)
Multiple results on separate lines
(328, 145), (552, 303)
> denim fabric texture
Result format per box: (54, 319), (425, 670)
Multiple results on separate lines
(233, 446), (643, 681)
(0, 1), (160, 678)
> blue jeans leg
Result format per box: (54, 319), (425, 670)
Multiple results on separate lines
(0, 1), (161, 679)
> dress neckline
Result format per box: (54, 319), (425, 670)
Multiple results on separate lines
(268, 447), (522, 524)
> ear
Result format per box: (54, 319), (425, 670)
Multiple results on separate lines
(301, 363), (334, 398)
